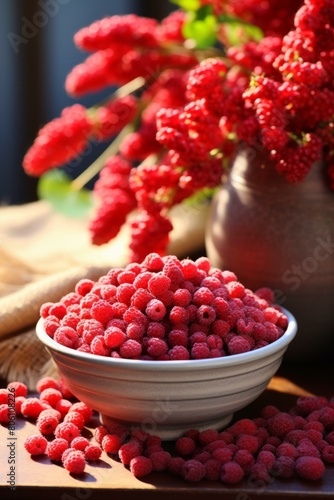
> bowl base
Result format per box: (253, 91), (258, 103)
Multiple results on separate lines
(100, 413), (234, 441)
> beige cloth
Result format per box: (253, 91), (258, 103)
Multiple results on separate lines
(0, 200), (208, 388)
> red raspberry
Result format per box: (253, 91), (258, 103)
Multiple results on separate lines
(227, 335), (251, 355)
(54, 422), (81, 443)
(169, 345), (190, 360)
(84, 444), (102, 461)
(64, 411), (86, 431)
(267, 412), (295, 438)
(117, 270), (137, 285)
(131, 289), (154, 310)
(233, 449), (255, 471)
(69, 402), (94, 423)
(130, 456), (153, 477)
(212, 447), (234, 464)
(149, 451), (171, 471)
(272, 455), (295, 478)
(21, 398), (46, 419)
(297, 439), (320, 458)
(295, 456), (325, 480)
(322, 445), (334, 464)
(75, 279), (95, 296)
(14, 396), (26, 415)
(36, 412), (59, 435)
(276, 442), (298, 459)
(228, 418), (257, 437)
(118, 440), (142, 465)
(39, 388), (63, 408)
(193, 287), (214, 306)
(261, 405), (280, 419)
(148, 273), (171, 296)
(191, 342), (210, 359)
(182, 459), (206, 482)
(198, 429), (219, 445)
(93, 425), (109, 444)
(46, 438), (69, 461)
(116, 283), (136, 305)
(173, 288), (192, 307)
(0, 389), (10, 405)
(90, 335), (110, 356)
(62, 449), (86, 474)
(146, 338), (168, 358)
(104, 326), (126, 348)
(193, 451), (211, 464)
(43, 319), (60, 338)
(91, 300), (114, 324)
(248, 462), (271, 482)
(145, 299), (166, 321)
(257, 450), (276, 470)
(0, 404), (9, 423)
(204, 459), (221, 481)
(7, 381), (28, 397)
(168, 329), (188, 347)
(71, 436), (90, 451)
(55, 399), (73, 418)
(167, 456), (185, 475)
(48, 302), (67, 319)
(236, 434), (260, 454)
(102, 434), (123, 454)
(147, 322), (165, 338)
(54, 326), (79, 349)
(119, 339), (142, 358)
(24, 434), (48, 455)
(221, 461), (244, 484)
(175, 436), (196, 456)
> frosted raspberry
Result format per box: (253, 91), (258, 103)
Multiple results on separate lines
(295, 456), (325, 480)
(118, 440), (142, 465)
(43, 319), (60, 338)
(71, 436), (90, 451)
(212, 447), (234, 464)
(272, 455), (295, 478)
(104, 326), (126, 347)
(62, 449), (86, 474)
(54, 422), (81, 443)
(249, 462), (271, 482)
(24, 434), (48, 455)
(148, 273), (171, 296)
(14, 396), (26, 415)
(90, 335), (110, 356)
(130, 456), (153, 477)
(84, 444), (102, 461)
(221, 461), (244, 484)
(131, 289), (154, 310)
(0, 404), (9, 423)
(297, 439), (320, 458)
(75, 279), (95, 296)
(47, 438), (69, 461)
(55, 399), (73, 419)
(0, 389), (10, 405)
(234, 449), (255, 471)
(191, 342), (210, 359)
(36, 412), (59, 435)
(175, 436), (196, 456)
(228, 418), (257, 437)
(116, 283), (136, 305)
(102, 434), (123, 454)
(182, 459), (206, 482)
(169, 345), (190, 360)
(193, 451), (211, 464)
(146, 338), (168, 358)
(322, 445), (334, 464)
(21, 398), (46, 419)
(91, 300), (114, 324)
(145, 299), (166, 321)
(227, 335), (251, 355)
(69, 402), (94, 424)
(39, 388), (63, 408)
(54, 326), (79, 349)
(267, 412), (295, 438)
(257, 450), (276, 470)
(203, 459), (221, 481)
(61, 312), (80, 330)
(64, 411), (86, 431)
(48, 302), (67, 320)
(167, 456), (185, 475)
(119, 339), (142, 358)
(236, 434), (260, 454)
(7, 381), (28, 398)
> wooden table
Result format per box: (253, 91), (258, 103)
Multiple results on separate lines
(1, 361), (333, 500)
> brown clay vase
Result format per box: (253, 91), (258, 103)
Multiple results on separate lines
(205, 146), (334, 363)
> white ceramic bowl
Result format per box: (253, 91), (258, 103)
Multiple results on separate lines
(36, 309), (297, 440)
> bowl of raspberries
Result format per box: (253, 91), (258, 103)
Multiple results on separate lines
(36, 253), (297, 440)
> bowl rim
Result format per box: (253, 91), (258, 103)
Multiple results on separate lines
(36, 307), (297, 371)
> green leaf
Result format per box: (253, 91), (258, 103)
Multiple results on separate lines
(170, 0), (200, 11)
(37, 170), (94, 218)
(218, 15), (263, 45)
(182, 14), (218, 49)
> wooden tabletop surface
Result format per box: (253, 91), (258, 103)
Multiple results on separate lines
(1, 361), (333, 500)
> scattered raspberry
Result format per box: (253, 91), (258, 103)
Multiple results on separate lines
(71, 436), (90, 451)
(130, 456), (153, 477)
(46, 438), (69, 461)
(39, 388), (63, 408)
(221, 461), (244, 484)
(102, 433), (123, 454)
(84, 444), (102, 461)
(118, 440), (142, 465)
(149, 451), (171, 471)
(62, 449), (86, 474)
(182, 459), (206, 482)
(175, 436), (196, 456)
(21, 398), (46, 419)
(54, 422), (81, 443)
(69, 402), (94, 424)
(295, 456), (325, 481)
(7, 381), (28, 397)
(24, 434), (48, 455)
(36, 412), (59, 435)
(64, 411), (86, 431)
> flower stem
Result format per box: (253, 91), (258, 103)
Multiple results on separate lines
(71, 124), (134, 191)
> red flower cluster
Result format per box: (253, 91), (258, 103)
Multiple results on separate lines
(22, 0), (334, 261)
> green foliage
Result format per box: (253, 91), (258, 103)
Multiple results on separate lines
(37, 170), (94, 218)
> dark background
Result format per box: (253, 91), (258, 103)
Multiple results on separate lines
(0, 0), (173, 205)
